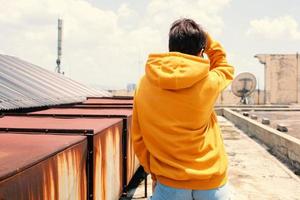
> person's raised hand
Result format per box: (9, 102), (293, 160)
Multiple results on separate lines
(204, 32), (213, 53)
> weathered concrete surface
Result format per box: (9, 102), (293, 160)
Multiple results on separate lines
(223, 108), (300, 171)
(131, 116), (300, 200)
(215, 89), (265, 105)
(220, 116), (300, 200)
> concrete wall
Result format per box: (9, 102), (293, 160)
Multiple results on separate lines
(222, 108), (300, 170)
(255, 54), (300, 104)
(111, 89), (266, 105)
(216, 89), (265, 105)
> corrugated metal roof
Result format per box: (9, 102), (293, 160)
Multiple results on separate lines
(0, 54), (111, 110)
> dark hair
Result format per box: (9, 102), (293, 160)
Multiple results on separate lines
(169, 18), (207, 56)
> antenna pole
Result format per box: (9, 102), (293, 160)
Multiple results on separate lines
(56, 18), (63, 74)
(257, 79), (260, 105)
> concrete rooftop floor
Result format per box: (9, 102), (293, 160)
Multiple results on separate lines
(131, 116), (300, 200)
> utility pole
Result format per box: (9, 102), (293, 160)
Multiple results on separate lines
(257, 79), (260, 105)
(56, 18), (63, 74)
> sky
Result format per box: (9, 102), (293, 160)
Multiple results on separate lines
(1, 0), (300, 90)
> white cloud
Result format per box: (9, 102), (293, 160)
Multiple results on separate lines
(145, 0), (231, 36)
(0, 0), (231, 88)
(118, 4), (135, 18)
(247, 15), (300, 40)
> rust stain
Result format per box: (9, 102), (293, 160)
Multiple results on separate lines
(0, 114), (136, 199)
(56, 143), (87, 200)
(94, 123), (123, 200)
(0, 135), (87, 200)
(126, 118), (140, 184)
(42, 162), (58, 200)
(94, 131), (104, 200)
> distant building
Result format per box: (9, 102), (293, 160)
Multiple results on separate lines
(127, 83), (136, 92)
(255, 54), (300, 104)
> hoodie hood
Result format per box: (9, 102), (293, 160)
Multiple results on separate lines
(145, 52), (210, 90)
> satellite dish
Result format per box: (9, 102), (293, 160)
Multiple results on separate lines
(231, 72), (257, 104)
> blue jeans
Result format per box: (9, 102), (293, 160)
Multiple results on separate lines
(150, 182), (230, 200)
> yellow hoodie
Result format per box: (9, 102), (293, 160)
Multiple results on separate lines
(131, 34), (234, 190)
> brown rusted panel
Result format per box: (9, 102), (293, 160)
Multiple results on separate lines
(94, 123), (123, 200)
(31, 108), (132, 116)
(0, 134), (87, 200)
(29, 108), (139, 186)
(0, 116), (125, 200)
(126, 117), (140, 185)
(0, 116), (121, 132)
(83, 98), (133, 105)
(87, 97), (133, 100)
(71, 104), (133, 109)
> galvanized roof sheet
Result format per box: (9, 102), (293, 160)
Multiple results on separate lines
(0, 54), (111, 110)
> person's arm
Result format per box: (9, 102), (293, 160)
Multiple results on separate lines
(131, 94), (151, 173)
(205, 33), (234, 92)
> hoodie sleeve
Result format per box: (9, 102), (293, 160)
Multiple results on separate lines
(131, 93), (151, 173)
(205, 34), (234, 92)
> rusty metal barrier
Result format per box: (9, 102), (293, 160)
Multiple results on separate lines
(56, 104), (133, 109)
(87, 96), (133, 100)
(83, 98), (133, 105)
(28, 107), (140, 193)
(0, 134), (87, 200)
(0, 116), (124, 200)
(125, 117), (140, 186)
